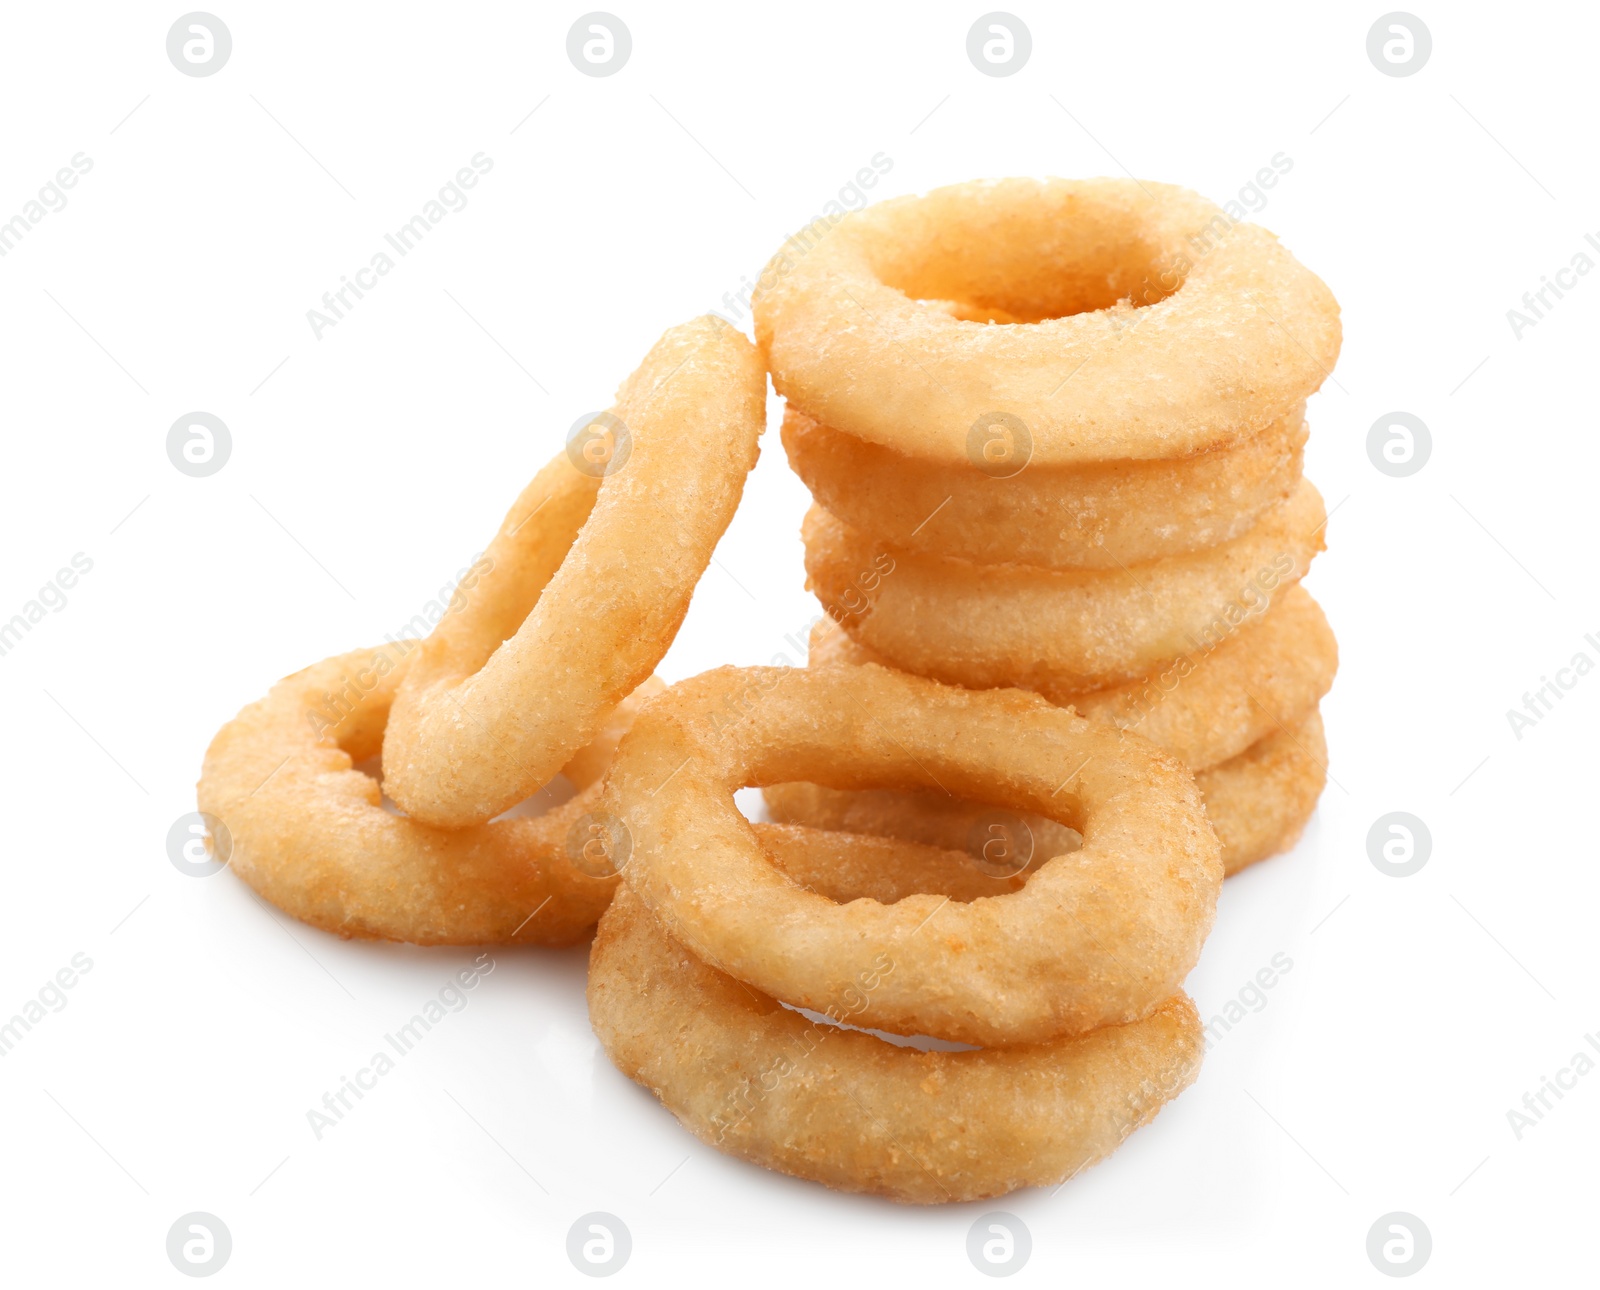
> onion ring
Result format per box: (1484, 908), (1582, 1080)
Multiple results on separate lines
(754, 178), (1341, 465)
(197, 646), (622, 946)
(589, 885), (1203, 1203)
(382, 316), (766, 828)
(805, 478), (1325, 694)
(764, 707), (1324, 880)
(1199, 708), (1327, 876)
(809, 583), (1336, 772)
(607, 664), (1220, 1046)
(782, 403), (1307, 569)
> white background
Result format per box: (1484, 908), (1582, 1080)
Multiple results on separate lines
(1, 1), (1594, 1285)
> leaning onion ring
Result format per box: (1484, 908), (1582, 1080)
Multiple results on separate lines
(382, 316), (766, 828)
(197, 647), (620, 946)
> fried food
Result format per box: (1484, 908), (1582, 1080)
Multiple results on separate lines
(805, 478), (1325, 694)
(382, 317), (766, 828)
(589, 885), (1203, 1204)
(607, 664), (1220, 1047)
(1198, 707), (1328, 875)
(783, 403), (1307, 569)
(197, 646), (618, 945)
(809, 583), (1335, 772)
(754, 178), (1341, 465)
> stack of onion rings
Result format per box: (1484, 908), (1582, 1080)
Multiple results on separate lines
(756, 176), (1339, 881)
(196, 317), (766, 944)
(589, 664), (1215, 1199)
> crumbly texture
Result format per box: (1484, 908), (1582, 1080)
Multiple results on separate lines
(1197, 708), (1328, 876)
(382, 317), (767, 827)
(754, 178), (1341, 465)
(806, 478), (1325, 693)
(765, 706), (1324, 882)
(589, 886), (1203, 1204)
(607, 664), (1220, 1047)
(783, 403), (1307, 569)
(809, 584), (1336, 771)
(197, 646), (622, 945)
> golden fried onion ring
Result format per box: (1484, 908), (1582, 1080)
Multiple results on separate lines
(765, 705), (1325, 881)
(754, 178), (1341, 465)
(782, 403), (1307, 570)
(607, 664), (1220, 1047)
(1200, 708), (1327, 875)
(590, 886), (1202, 1204)
(809, 584), (1336, 772)
(382, 317), (765, 828)
(805, 478), (1325, 694)
(197, 646), (621, 945)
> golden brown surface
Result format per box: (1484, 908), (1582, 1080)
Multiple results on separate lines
(809, 583), (1335, 772)
(197, 646), (619, 945)
(382, 316), (767, 828)
(805, 479), (1325, 693)
(754, 178), (1341, 465)
(607, 664), (1220, 1047)
(783, 403), (1307, 570)
(589, 885), (1203, 1204)
(1198, 708), (1328, 876)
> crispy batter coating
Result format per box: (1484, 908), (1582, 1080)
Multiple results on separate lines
(589, 886), (1203, 1204)
(783, 403), (1307, 569)
(607, 664), (1220, 1047)
(755, 178), (1340, 465)
(805, 479), (1325, 693)
(382, 317), (766, 827)
(197, 647), (621, 945)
